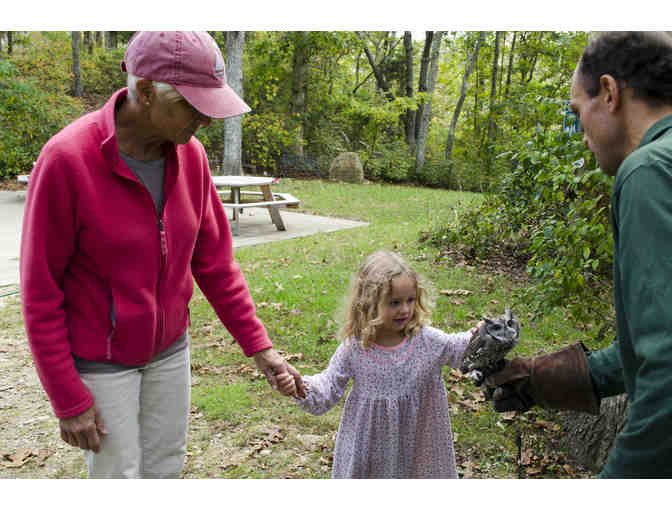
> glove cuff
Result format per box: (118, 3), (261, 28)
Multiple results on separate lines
(529, 342), (600, 415)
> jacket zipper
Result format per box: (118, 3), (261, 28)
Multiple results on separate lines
(157, 217), (168, 349)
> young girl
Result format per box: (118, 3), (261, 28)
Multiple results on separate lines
(280, 250), (477, 478)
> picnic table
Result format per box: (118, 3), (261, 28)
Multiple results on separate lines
(17, 174), (299, 236)
(211, 175), (299, 235)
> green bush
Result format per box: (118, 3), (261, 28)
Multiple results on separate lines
(0, 60), (84, 179)
(360, 138), (413, 182)
(429, 126), (614, 331)
(81, 47), (127, 96)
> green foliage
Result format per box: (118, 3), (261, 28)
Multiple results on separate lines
(429, 124), (614, 330)
(361, 138), (413, 182)
(81, 47), (127, 96)
(11, 32), (73, 95)
(0, 60), (84, 178)
(242, 113), (301, 172)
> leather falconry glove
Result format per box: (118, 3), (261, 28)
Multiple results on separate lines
(484, 342), (600, 415)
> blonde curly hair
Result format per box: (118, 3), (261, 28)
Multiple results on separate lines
(339, 251), (433, 349)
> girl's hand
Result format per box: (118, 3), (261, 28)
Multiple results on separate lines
(276, 372), (298, 397)
(471, 320), (485, 336)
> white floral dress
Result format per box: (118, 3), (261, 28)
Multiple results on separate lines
(296, 326), (472, 478)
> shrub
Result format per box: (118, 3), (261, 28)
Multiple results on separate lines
(360, 138), (413, 182)
(429, 126), (614, 330)
(0, 60), (84, 179)
(81, 47), (127, 96)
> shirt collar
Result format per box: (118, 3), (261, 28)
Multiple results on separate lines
(638, 114), (672, 149)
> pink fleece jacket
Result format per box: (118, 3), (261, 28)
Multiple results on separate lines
(20, 89), (272, 419)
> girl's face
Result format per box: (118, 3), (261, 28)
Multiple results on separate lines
(379, 275), (417, 338)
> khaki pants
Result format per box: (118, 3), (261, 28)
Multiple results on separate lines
(80, 347), (191, 478)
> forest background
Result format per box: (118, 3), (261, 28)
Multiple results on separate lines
(0, 29), (613, 333)
(1, 28), (632, 484)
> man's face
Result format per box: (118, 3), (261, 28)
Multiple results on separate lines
(569, 67), (625, 176)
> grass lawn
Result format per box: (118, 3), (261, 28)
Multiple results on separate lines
(0, 177), (596, 479)
(184, 178), (595, 479)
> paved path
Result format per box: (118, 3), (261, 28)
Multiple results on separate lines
(0, 190), (368, 287)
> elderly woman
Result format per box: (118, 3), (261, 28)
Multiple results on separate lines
(20, 31), (303, 478)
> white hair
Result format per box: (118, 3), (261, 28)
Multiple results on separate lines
(127, 73), (183, 103)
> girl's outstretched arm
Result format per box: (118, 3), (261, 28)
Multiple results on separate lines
(295, 343), (352, 416)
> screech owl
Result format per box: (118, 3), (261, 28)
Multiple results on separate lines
(460, 308), (520, 385)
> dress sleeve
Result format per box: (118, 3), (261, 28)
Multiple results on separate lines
(428, 327), (473, 368)
(295, 343), (352, 416)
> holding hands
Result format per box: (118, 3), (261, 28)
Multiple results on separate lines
(253, 347), (306, 398)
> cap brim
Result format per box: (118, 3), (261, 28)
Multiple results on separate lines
(175, 83), (251, 119)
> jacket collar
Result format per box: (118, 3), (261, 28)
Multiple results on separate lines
(98, 88), (179, 183)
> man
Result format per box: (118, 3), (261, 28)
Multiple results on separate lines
(486, 31), (672, 478)
(21, 31), (303, 478)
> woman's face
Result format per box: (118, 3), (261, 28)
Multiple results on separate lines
(149, 95), (212, 145)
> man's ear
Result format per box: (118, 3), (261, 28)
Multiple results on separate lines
(600, 74), (621, 113)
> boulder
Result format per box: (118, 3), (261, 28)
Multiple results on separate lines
(328, 152), (364, 184)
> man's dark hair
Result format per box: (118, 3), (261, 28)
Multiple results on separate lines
(579, 31), (672, 107)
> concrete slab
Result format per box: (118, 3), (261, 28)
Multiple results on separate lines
(0, 191), (368, 286)
(0, 191), (25, 287)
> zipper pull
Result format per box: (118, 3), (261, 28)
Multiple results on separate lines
(159, 219), (168, 257)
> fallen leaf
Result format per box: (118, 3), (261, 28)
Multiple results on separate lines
(1, 448), (37, 468)
(459, 399), (481, 411)
(535, 419), (561, 432)
(461, 460), (473, 479)
(471, 391), (486, 402)
(440, 289), (472, 296)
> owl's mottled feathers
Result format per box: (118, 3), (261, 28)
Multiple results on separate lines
(460, 308), (520, 385)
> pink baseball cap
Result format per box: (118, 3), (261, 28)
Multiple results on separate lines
(121, 31), (251, 119)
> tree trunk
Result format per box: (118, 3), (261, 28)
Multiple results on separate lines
(504, 32), (516, 98)
(71, 31), (83, 97)
(84, 31), (93, 55)
(221, 31), (245, 176)
(485, 31), (501, 175)
(558, 394), (628, 474)
(403, 31), (416, 148)
(95, 31), (103, 47)
(414, 31), (443, 175)
(7, 31), (12, 56)
(414, 31), (433, 142)
(445, 32), (485, 163)
(289, 31), (309, 156)
(356, 31), (395, 102)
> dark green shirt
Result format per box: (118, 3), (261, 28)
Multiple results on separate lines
(588, 115), (672, 478)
